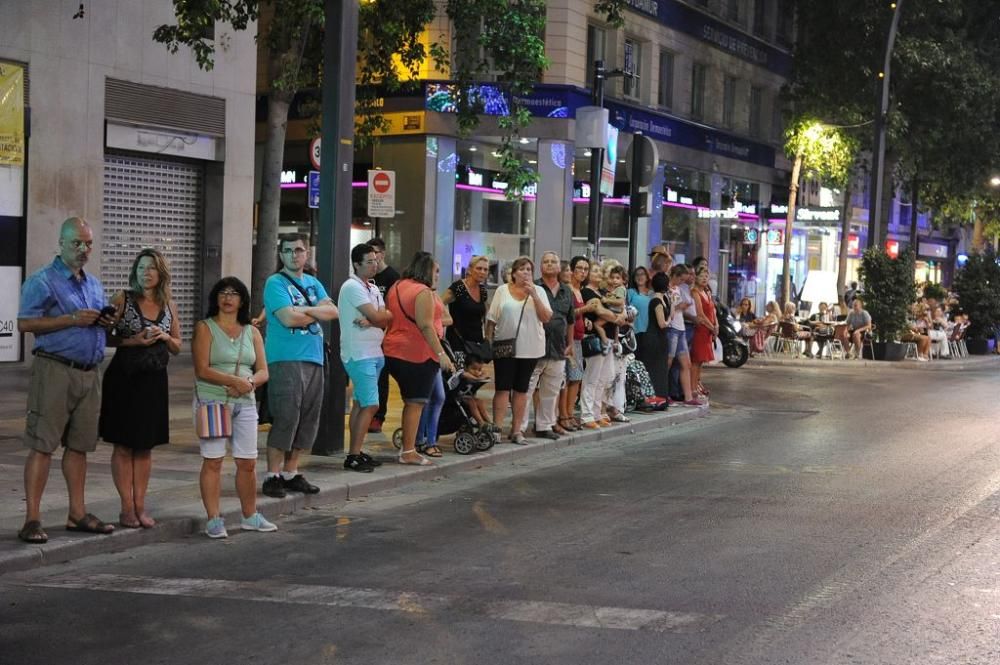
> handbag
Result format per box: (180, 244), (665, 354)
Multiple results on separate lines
(492, 297), (528, 360)
(194, 325), (245, 439)
(581, 334), (604, 358)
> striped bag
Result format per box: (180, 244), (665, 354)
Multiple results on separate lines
(196, 402), (233, 439)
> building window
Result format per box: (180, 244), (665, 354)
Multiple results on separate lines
(776, 0), (793, 48)
(749, 86), (763, 137)
(723, 75), (737, 128)
(586, 25), (607, 89)
(727, 0), (741, 23)
(691, 63), (707, 121)
(753, 0), (769, 38)
(772, 94), (784, 142)
(623, 38), (642, 100)
(658, 50), (675, 109)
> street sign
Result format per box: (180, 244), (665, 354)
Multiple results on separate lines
(367, 169), (396, 218)
(625, 134), (658, 188)
(309, 137), (321, 170)
(307, 170), (320, 209)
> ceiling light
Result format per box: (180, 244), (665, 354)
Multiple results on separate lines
(519, 137), (530, 144)
(584, 150), (592, 157)
(469, 146), (477, 152)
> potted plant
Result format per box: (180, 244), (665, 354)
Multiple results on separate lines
(952, 248), (1000, 354)
(858, 246), (916, 361)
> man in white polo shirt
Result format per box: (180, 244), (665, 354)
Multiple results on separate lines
(338, 243), (393, 472)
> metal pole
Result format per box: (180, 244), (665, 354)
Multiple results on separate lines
(627, 132), (644, 274)
(313, 0), (358, 455)
(587, 59), (605, 261)
(868, 0), (904, 249)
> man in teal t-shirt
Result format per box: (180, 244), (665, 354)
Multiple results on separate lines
(261, 234), (339, 498)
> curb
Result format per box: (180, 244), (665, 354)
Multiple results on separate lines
(0, 404), (708, 576)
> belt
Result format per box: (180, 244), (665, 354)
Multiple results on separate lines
(34, 350), (98, 372)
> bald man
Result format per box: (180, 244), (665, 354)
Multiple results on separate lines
(16, 217), (116, 544)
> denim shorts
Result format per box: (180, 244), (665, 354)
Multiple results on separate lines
(666, 328), (689, 358)
(344, 356), (385, 408)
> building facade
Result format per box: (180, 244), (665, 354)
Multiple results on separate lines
(1, 0), (258, 361)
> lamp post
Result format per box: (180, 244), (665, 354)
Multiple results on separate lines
(868, 0), (905, 249)
(586, 59), (625, 261)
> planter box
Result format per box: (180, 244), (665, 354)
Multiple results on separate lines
(871, 341), (906, 361)
(965, 338), (995, 355)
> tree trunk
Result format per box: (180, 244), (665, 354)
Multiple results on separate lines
(972, 208), (984, 253)
(251, 89), (293, 314)
(836, 173), (854, 303)
(908, 175), (919, 250)
(782, 151), (803, 309)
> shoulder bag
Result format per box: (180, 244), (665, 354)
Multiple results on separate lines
(492, 293), (528, 360)
(194, 325), (245, 439)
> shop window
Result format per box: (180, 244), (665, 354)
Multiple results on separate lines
(586, 25), (607, 88)
(722, 75), (738, 129)
(623, 38), (643, 101)
(691, 63), (708, 121)
(749, 86), (763, 137)
(658, 50), (675, 109)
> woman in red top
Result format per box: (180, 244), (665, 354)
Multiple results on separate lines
(383, 252), (455, 465)
(690, 267), (718, 398)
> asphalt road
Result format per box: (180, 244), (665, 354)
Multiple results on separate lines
(2, 363), (998, 665)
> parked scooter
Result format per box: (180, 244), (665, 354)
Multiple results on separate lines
(714, 300), (749, 368)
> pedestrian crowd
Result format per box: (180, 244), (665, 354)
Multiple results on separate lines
(15, 218), (709, 544)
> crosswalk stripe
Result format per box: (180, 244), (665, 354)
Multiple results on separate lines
(18, 573), (723, 633)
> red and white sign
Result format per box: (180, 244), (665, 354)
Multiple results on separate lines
(885, 239), (899, 259)
(367, 170), (396, 218)
(309, 137), (321, 170)
(848, 233), (860, 256)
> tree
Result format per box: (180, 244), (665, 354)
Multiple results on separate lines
(779, 117), (856, 308)
(858, 245), (915, 343)
(154, 0), (599, 310)
(789, 0), (1000, 250)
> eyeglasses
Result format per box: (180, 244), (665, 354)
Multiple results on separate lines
(281, 248), (308, 256)
(63, 240), (93, 250)
(219, 289), (240, 297)
(359, 259), (378, 265)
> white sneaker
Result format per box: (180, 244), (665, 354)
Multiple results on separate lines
(241, 512), (278, 532)
(205, 516), (228, 539)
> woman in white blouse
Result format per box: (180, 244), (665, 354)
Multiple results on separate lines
(486, 256), (552, 444)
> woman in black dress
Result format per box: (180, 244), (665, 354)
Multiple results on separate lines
(442, 255), (489, 362)
(639, 272), (672, 399)
(99, 249), (181, 529)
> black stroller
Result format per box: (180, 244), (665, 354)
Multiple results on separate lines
(391, 341), (500, 455)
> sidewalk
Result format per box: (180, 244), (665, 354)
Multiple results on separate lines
(745, 351), (1000, 371)
(0, 353), (709, 575)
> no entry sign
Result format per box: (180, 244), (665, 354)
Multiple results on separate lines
(367, 170), (396, 218)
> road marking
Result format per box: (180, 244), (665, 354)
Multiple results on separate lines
(16, 573), (723, 633)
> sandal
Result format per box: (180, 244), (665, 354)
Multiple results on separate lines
(119, 512), (141, 529)
(558, 417), (579, 432)
(17, 520), (48, 544)
(398, 450), (433, 466)
(417, 444), (443, 458)
(66, 512), (114, 534)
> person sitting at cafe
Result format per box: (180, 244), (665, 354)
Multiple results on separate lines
(844, 297), (873, 359)
(927, 305), (951, 358)
(807, 301), (835, 358)
(781, 301), (814, 357)
(901, 304), (931, 362)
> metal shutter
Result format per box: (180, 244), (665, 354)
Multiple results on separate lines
(102, 154), (204, 338)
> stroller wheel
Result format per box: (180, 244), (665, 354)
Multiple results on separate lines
(454, 431), (476, 455)
(475, 431), (496, 451)
(391, 428), (403, 450)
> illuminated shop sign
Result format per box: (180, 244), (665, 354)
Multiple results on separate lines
(767, 229), (784, 245)
(697, 201), (758, 219)
(769, 204), (841, 223)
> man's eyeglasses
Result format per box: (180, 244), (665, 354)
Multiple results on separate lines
(281, 248), (308, 256)
(63, 240), (93, 250)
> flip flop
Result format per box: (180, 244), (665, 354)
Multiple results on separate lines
(18, 520), (48, 544)
(66, 513), (114, 535)
(418, 445), (443, 458)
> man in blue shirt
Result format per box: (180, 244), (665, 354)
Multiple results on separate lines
(17, 217), (116, 544)
(261, 234), (339, 498)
